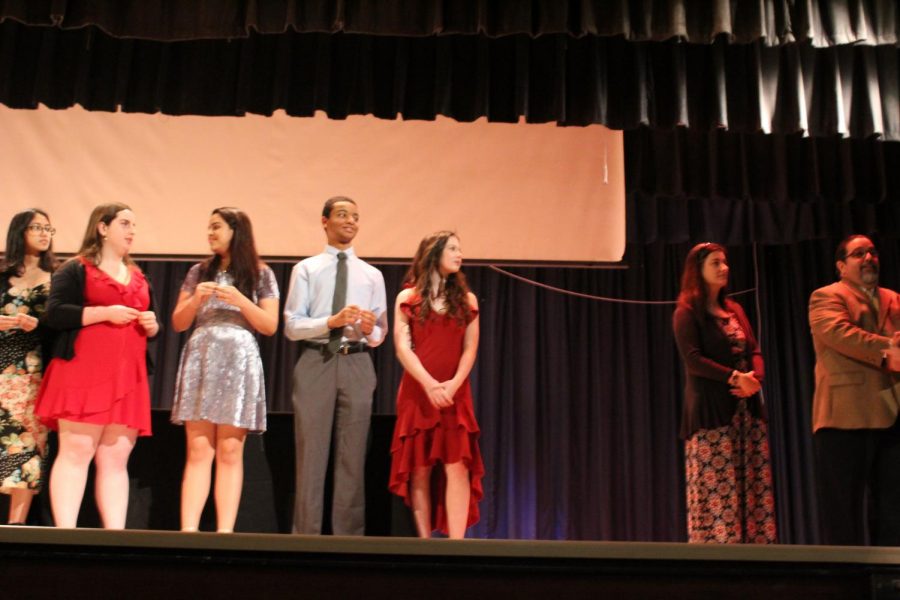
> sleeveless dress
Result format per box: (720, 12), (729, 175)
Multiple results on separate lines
(0, 279), (49, 493)
(36, 259), (152, 436)
(170, 264), (279, 432)
(388, 293), (485, 534)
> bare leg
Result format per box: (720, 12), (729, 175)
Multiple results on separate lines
(410, 466), (433, 538)
(213, 424), (247, 533)
(7, 488), (35, 524)
(180, 421), (216, 531)
(49, 420), (102, 528)
(93, 424), (138, 529)
(444, 461), (470, 539)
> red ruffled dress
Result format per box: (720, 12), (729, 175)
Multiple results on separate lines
(388, 293), (485, 534)
(36, 259), (152, 436)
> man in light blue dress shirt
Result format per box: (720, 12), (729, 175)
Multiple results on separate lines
(283, 196), (388, 535)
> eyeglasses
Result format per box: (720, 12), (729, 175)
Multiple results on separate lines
(27, 224), (56, 235)
(844, 247), (878, 260)
(27, 224), (56, 236)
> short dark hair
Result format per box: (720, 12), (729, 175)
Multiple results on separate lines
(835, 234), (871, 263)
(322, 196), (357, 218)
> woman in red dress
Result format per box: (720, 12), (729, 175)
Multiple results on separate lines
(36, 203), (159, 529)
(389, 231), (484, 539)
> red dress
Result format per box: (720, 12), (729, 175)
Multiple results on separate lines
(388, 294), (485, 534)
(36, 259), (152, 436)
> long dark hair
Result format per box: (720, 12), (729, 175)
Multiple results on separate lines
(403, 231), (471, 324)
(1, 208), (58, 277)
(200, 207), (262, 298)
(676, 242), (731, 316)
(78, 202), (138, 268)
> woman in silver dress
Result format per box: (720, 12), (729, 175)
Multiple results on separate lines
(170, 207), (279, 533)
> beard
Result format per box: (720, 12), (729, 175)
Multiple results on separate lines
(860, 265), (879, 286)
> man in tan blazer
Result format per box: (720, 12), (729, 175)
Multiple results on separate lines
(809, 234), (900, 546)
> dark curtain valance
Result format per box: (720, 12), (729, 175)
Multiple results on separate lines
(626, 127), (900, 245)
(0, 0), (896, 46)
(1, 20), (898, 139)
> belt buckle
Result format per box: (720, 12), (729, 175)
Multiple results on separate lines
(339, 344), (351, 355)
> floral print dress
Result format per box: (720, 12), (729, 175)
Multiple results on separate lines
(0, 280), (49, 493)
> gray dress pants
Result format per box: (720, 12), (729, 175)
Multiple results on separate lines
(291, 348), (375, 535)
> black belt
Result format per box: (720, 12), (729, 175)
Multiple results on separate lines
(301, 341), (368, 355)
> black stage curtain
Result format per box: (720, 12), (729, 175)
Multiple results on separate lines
(626, 128), (900, 244)
(132, 129), (900, 541)
(136, 236), (898, 543)
(2, 0), (899, 544)
(0, 0), (896, 45)
(141, 254), (694, 541)
(1, 20), (898, 138)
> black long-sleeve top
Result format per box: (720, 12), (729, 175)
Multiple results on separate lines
(41, 258), (158, 371)
(672, 299), (766, 439)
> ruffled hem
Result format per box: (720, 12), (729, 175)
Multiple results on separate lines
(393, 377), (480, 432)
(388, 422), (485, 535)
(392, 403), (480, 440)
(36, 375), (152, 437)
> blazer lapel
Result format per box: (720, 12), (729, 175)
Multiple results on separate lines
(878, 288), (894, 333)
(839, 280), (879, 329)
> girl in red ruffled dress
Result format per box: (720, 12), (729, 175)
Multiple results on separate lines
(36, 203), (159, 529)
(389, 231), (484, 539)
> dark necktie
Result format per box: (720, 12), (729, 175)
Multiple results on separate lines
(328, 252), (348, 353)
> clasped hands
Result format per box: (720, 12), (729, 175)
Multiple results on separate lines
(104, 305), (158, 335)
(426, 379), (460, 409)
(328, 305), (378, 336)
(730, 370), (761, 398)
(193, 281), (250, 309)
(886, 332), (900, 372)
(0, 313), (39, 332)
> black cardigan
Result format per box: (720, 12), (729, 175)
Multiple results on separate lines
(672, 299), (766, 439)
(41, 258), (158, 372)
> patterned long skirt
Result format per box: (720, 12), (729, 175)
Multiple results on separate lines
(684, 400), (777, 543)
(0, 369), (48, 493)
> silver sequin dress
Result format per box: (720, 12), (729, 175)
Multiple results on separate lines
(170, 264), (279, 432)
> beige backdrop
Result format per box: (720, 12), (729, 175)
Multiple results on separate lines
(0, 105), (624, 263)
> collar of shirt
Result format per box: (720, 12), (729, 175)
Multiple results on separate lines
(325, 245), (357, 259)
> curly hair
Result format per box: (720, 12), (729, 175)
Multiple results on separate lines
(403, 231), (471, 325)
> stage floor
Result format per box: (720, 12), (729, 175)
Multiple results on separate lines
(3, 527), (900, 599)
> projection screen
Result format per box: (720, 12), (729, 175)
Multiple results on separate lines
(0, 105), (624, 263)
